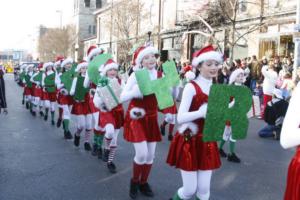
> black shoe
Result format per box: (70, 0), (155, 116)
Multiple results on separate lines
(91, 144), (98, 156)
(39, 111), (44, 117)
(97, 148), (103, 160)
(44, 115), (48, 121)
(26, 103), (29, 109)
(227, 153), (241, 163)
(139, 182), (154, 197)
(274, 131), (280, 140)
(22, 100), (25, 105)
(160, 125), (165, 136)
(51, 120), (55, 126)
(107, 162), (117, 174)
(31, 111), (36, 117)
(74, 135), (80, 147)
(168, 134), (173, 141)
(129, 180), (139, 199)
(103, 149), (110, 162)
(219, 149), (227, 158)
(64, 131), (73, 140)
(84, 142), (92, 151)
(56, 118), (62, 128)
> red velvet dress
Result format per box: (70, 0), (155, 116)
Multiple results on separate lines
(57, 91), (73, 105)
(32, 83), (43, 98)
(284, 147), (300, 200)
(99, 104), (124, 130)
(167, 81), (221, 171)
(162, 101), (177, 114)
(71, 93), (93, 115)
(123, 72), (162, 143)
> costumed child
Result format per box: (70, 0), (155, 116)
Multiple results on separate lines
(42, 62), (57, 125)
(54, 56), (65, 128)
(167, 45), (222, 200)
(84, 45), (105, 159)
(30, 64), (43, 116)
(120, 45), (162, 199)
(160, 87), (178, 141)
(55, 58), (74, 139)
(93, 59), (124, 174)
(280, 82), (300, 200)
(19, 64), (27, 105)
(23, 64), (34, 113)
(70, 61), (93, 151)
(219, 68), (244, 163)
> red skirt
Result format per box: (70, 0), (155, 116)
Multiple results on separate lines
(99, 105), (124, 129)
(162, 102), (177, 114)
(284, 148), (300, 200)
(88, 95), (99, 113)
(24, 86), (33, 96)
(43, 92), (57, 102)
(33, 86), (43, 98)
(123, 112), (161, 143)
(71, 101), (92, 115)
(167, 132), (221, 171)
(57, 93), (73, 105)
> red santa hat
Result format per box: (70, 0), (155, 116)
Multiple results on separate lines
(99, 59), (118, 76)
(38, 63), (44, 70)
(183, 65), (196, 81)
(192, 45), (223, 67)
(229, 68), (244, 84)
(87, 45), (104, 62)
(54, 56), (64, 67)
(61, 58), (73, 68)
(43, 62), (54, 71)
(132, 45), (158, 69)
(75, 61), (88, 72)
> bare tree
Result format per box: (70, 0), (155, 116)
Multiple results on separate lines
(38, 25), (77, 61)
(208, 0), (267, 66)
(105, 0), (149, 65)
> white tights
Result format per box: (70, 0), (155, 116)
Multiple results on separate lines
(133, 142), (156, 165)
(178, 170), (212, 200)
(44, 100), (55, 112)
(61, 105), (71, 120)
(104, 124), (119, 148)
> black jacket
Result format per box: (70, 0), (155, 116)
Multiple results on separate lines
(0, 71), (7, 108)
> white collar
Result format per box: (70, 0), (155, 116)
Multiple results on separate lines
(195, 75), (213, 85)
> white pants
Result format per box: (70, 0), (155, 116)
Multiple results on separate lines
(104, 124), (119, 147)
(178, 170), (212, 200)
(44, 100), (56, 112)
(133, 142), (156, 165)
(61, 105), (71, 120)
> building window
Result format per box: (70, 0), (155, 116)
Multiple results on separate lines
(88, 25), (92, 34)
(96, 0), (102, 8)
(93, 25), (96, 35)
(84, 0), (90, 7)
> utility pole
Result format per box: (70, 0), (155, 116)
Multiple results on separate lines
(293, 0), (300, 80)
(56, 10), (63, 29)
(109, 0), (114, 53)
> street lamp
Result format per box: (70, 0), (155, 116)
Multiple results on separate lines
(56, 10), (63, 29)
(75, 43), (79, 62)
(147, 31), (152, 42)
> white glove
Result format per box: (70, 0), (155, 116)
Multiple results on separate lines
(198, 103), (208, 118)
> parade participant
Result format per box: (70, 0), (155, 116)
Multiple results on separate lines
(93, 59), (124, 173)
(167, 45), (222, 200)
(70, 61), (93, 151)
(41, 62), (56, 125)
(24, 64), (35, 113)
(55, 57), (73, 139)
(54, 56), (65, 127)
(19, 64), (27, 105)
(120, 45), (162, 199)
(84, 45), (105, 159)
(280, 82), (300, 200)
(219, 68), (244, 163)
(160, 87), (178, 141)
(30, 64), (43, 117)
(0, 66), (7, 114)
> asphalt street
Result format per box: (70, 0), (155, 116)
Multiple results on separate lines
(0, 74), (295, 200)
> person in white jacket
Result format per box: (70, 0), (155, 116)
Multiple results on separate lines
(280, 82), (300, 200)
(261, 60), (278, 118)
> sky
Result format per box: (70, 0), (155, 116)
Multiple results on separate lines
(0, 0), (73, 52)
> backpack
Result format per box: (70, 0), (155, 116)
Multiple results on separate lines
(264, 99), (288, 125)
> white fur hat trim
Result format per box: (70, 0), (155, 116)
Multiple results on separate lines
(192, 51), (223, 67)
(87, 47), (104, 62)
(61, 58), (73, 68)
(135, 46), (158, 67)
(75, 62), (88, 72)
(229, 68), (244, 85)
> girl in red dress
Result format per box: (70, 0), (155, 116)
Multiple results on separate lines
(280, 82), (300, 200)
(70, 61), (93, 151)
(167, 45), (222, 200)
(42, 62), (57, 125)
(23, 64), (34, 113)
(93, 59), (124, 174)
(30, 64), (43, 116)
(120, 45), (161, 199)
(55, 58), (73, 139)
(54, 56), (65, 128)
